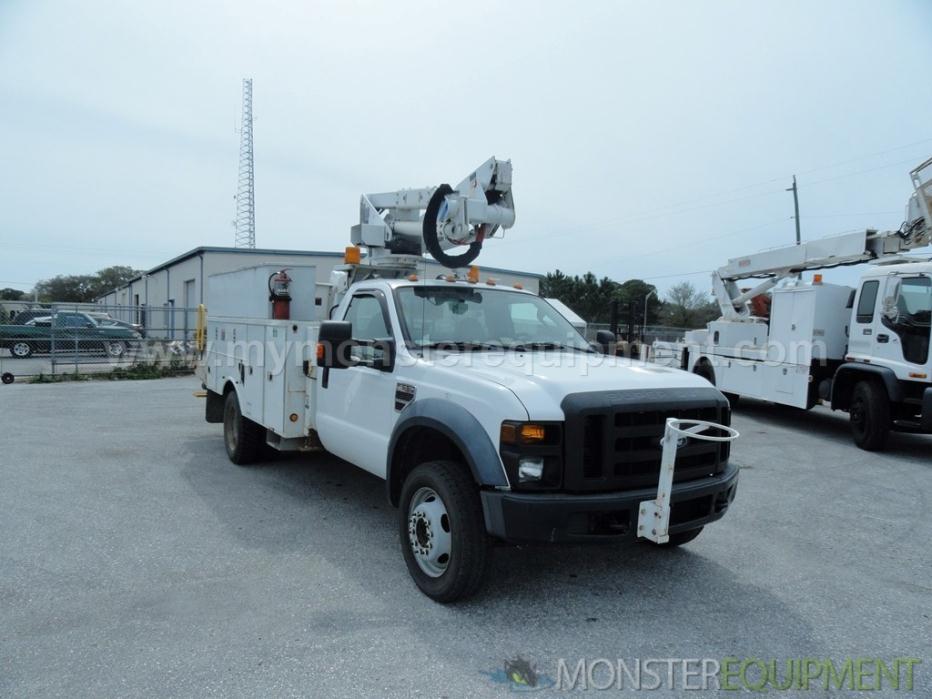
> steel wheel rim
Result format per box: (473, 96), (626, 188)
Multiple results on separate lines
(850, 397), (865, 432)
(407, 486), (452, 578)
(11, 342), (30, 357)
(106, 341), (125, 357)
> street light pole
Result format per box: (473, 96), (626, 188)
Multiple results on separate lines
(643, 289), (656, 339)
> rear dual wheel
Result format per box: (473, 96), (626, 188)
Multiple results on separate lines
(223, 390), (264, 464)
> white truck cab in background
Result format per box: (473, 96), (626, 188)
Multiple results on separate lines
(651, 158), (932, 450)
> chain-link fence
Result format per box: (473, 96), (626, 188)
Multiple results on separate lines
(585, 323), (689, 345)
(0, 303), (202, 384)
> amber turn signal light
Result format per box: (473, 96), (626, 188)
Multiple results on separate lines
(500, 422), (548, 445)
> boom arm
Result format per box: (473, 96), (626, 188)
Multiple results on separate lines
(351, 157), (515, 268)
(713, 158), (932, 320)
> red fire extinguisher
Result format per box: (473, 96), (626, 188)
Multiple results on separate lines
(268, 269), (292, 320)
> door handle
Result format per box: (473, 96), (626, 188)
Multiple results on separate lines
(877, 334), (890, 343)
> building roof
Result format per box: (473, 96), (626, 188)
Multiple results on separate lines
(98, 245), (543, 299)
(146, 246), (344, 275)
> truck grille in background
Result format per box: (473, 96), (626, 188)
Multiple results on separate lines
(562, 388), (730, 493)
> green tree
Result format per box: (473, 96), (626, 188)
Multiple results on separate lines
(541, 271), (661, 327)
(541, 270), (620, 323)
(0, 288), (25, 300)
(662, 281), (720, 328)
(93, 266), (140, 297)
(32, 266), (142, 302)
(33, 274), (99, 302)
(615, 279), (662, 326)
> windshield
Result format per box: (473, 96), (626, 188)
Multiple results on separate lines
(395, 286), (592, 352)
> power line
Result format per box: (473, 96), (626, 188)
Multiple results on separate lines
(801, 210), (900, 219)
(641, 269), (712, 281)
(805, 154), (926, 187)
(499, 138), (932, 243)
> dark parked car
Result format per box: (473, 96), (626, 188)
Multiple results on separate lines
(0, 311), (140, 358)
(87, 312), (146, 337)
(8, 308), (53, 325)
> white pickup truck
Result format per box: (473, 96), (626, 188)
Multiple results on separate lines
(198, 157), (739, 601)
(200, 270), (738, 602)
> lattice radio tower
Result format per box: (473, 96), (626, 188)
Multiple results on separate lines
(234, 78), (256, 248)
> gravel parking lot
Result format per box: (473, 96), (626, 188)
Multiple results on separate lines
(2, 377), (930, 697)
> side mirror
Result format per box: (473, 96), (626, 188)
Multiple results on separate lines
(317, 321), (354, 369)
(595, 329), (615, 355)
(369, 338), (396, 372)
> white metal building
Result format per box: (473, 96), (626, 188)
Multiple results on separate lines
(96, 245), (542, 312)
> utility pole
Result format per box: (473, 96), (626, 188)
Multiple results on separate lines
(786, 175), (801, 245)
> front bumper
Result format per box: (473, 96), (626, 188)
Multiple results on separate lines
(480, 462), (740, 543)
(921, 387), (932, 433)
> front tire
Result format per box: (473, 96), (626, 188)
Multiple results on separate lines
(10, 341), (33, 359)
(399, 461), (488, 603)
(223, 390), (264, 465)
(103, 340), (127, 358)
(849, 380), (890, 451)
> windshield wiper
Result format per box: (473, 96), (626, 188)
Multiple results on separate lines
(508, 342), (594, 353)
(418, 341), (504, 352)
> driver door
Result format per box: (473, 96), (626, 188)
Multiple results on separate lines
(874, 275), (932, 378)
(315, 290), (399, 477)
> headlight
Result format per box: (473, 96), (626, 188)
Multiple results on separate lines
(517, 457), (545, 482)
(499, 421), (563, 490)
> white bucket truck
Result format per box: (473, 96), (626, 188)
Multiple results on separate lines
(199, 158), (739, 601)
(652, 158), (932, 451)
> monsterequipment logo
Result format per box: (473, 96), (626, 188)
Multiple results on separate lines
(483, 656), (922, 692)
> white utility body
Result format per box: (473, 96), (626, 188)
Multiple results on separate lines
(652, 158), (932, 450)
(198, 157), (739, 602)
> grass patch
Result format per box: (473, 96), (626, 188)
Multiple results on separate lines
(28, 359), (193, 384)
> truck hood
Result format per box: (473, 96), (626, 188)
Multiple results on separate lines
(419, 350), (715, 420)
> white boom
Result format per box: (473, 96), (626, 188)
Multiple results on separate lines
(351, 156), (515, 269)
(714, 157), (932, 320)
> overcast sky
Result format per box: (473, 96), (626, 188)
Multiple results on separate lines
(2, 0), (932, 299)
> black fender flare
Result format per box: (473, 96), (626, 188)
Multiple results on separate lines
(386, 398), (507, 506)
(831, 363), (903, 410)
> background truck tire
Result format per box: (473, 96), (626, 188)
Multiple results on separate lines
(849, 380), (890, 451)
(694, 361), (739, 407)
(223, 390), (264, 465)
(399, 460), (488, 603)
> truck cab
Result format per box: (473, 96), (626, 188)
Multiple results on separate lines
(202, 273), (739, 602)
(831, 262), (932, 447)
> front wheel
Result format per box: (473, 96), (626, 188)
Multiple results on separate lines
(103, 340), (127, 358)
(10, 341), (33, 359)
(849, 380), (890, 451)
(399, 461), (488, 603)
